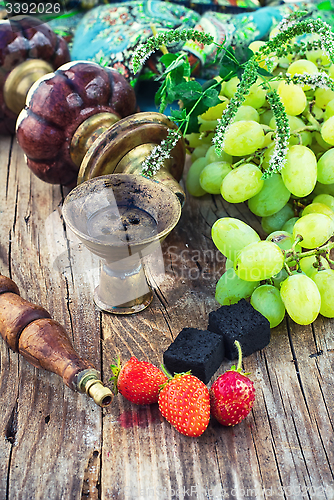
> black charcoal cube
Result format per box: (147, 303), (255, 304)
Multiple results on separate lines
(208, 299), (270, 360)
(163, 328), (225, 384)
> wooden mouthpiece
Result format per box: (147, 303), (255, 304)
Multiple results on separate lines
(0, 275), (113, 407)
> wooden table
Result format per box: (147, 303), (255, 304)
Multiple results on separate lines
(1, 134), (334, 500)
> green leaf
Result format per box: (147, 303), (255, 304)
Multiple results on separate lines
(161, 53), (187, 76)
(234, 45), (254, 65)
(257, 67), (274, 77)
(139, 70), (157, 80)
(201, 78), (221, 92)
(219, 61), (239, 81)
(186, 113), (201, 134)
(169, 108), (188, 123)
(155, 81), (167, 107)
(173, 80), (203, 100)
(202, 88), (221, 108)
(159, 53), (179, 67)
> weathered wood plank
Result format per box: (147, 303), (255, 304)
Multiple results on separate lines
(0, 142), (103, 500)
(101, 176), (334, 500)
(0, 135), (20, 500)
(1, 139), (334, 500)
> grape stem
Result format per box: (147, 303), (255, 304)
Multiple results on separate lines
(284, 262), (293, 276)
(284, 239), (334, 268)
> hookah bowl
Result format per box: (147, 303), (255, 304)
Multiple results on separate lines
(62, 174), (181, 314)
(16, 62), (186, 313)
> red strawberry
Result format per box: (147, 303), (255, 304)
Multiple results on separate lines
(110, 356), (168, 405)
(210, 341), (255, 426)
(158, 371), (210, 437)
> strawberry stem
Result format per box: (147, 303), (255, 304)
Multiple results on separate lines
(109, 357), (122, 394)
(160, 363), (173, 379)
(160, 364), (192, 380)
(235, 341), (243, 372)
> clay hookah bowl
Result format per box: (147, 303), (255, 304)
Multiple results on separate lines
(0, 16), (70, 134)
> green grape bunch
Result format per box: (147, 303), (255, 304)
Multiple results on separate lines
(212, 216), (334, 327)
(131, 12), (334, 327)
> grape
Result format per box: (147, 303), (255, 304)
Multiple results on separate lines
(269, 115), (312, 146)
(266, 230), (301, 257)
(281, 145), (317, 197)
(211, 217), (260, 261)
(221, 163), (264, 203)
(313, 181), (334, 197)
(243, 79), (267, 109)
(234, 241), (284, 281)
(280, 273), (321, 325)
(215, 268), (259, 306)
(287, 58), (318, 76)
(261, 203), (295, 234)
(185, 133), (202, 149)
(302, 202), (334, 220)
(260, 109), (273, 126)
(205, 145), (232, 164)
(222, 121), (265, 156)
(317, 148), (334, 184)
(199, 161), (232, 194)
(233, 105), (259, 122)
(292, 213), (334, 248)
(225, 258), (234, 270)
(191, 144), (210, 162)
(281, 216), (299, 233)
(200, 132), (215, 145)
(251, 284), (285, 328)
(313, 269), (334, 317)
(186, 157), (207, 197)
(306, 47), (331, 67)
(314, 131), (332, 151)
(263, 132), (274, 148)
(248, 40), (278, 71)
(287, 58), (318, 91)
(313, 193), (334, 212)
(271, 268), (289, 289)
(328, 64), (334, 80)
(199, 119), (218, 132)
(223, 76), (239, 99)
(299, 255), (330, 278)
(277, 81), (307, 116)
(260, 143), (275, 173)
(306, 104), (323, 121)
(248, 173), (291, 217)
(200, 100), (228, 120)
(315, 88), (334, 109)
(320, 116), (334, 145)
(323, 98), (334, 120)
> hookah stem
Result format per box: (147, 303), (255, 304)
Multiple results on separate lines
(0, 274), (113, 407)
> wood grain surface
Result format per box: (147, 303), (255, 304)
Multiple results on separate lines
(0, 137), (334, 500)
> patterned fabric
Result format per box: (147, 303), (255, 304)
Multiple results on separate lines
(70, 1), (200, 80)
(45, 0), (334, 84)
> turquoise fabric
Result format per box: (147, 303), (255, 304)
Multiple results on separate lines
(14, 0), (334, 83)
(71, 1), (200, 80)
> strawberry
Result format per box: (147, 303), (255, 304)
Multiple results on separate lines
(110, 356), (168, 405)
(158, 371), (210, 437)
(210, 341), (255, 426)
